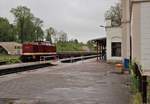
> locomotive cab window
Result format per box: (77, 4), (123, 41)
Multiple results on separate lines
(111, 42), (121, 57)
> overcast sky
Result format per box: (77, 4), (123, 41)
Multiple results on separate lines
(0, 0), (118, 43)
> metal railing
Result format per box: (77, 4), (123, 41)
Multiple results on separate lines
(60, 55), (97, 63)
(133, 63), (148, 103)
(40, 55), (58, 62)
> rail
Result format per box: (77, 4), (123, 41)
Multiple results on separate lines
(0, 61), (7, 65)
(60, 55), (97, 63)
(57, 51), (97, 59)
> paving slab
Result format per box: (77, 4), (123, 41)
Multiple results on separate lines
(0, 59), (131, 104)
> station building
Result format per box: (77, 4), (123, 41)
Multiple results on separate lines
(92, 18), (122, 63)
(105, 18), (122, 63)
(93, 0), (150, 68)
(121, 0), (150, 70)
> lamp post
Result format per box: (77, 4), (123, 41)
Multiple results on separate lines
(98, 25), (106, 60)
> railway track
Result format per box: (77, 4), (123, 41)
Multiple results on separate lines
(0, 61), (7, 65)
(0, 61), (52, 76)
(57, 51), (97, 59)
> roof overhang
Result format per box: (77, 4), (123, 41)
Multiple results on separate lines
(90, 37), (106, 42)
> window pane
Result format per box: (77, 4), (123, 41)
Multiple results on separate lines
(111, 42), (121, 57)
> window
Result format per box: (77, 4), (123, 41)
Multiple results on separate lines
(111, 42), (121, 57)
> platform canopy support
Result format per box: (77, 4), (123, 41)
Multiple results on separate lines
(91, 37), (106, 62)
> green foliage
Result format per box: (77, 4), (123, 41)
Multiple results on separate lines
(58, 31), (68, 42)
(0, 17), (17, 41)
(10, 6), (44, 43)
(129, 60), (143, 104)
(132, 92), (142, 104)
(130, 75), (139, 93)
(129, 60), (139, 93)
(56, 39), (96, 52)
(0, 54), (21, 64)
(0, 6), (70, 43)
(87, 41), (96, 51)
(56, 40), (84, 52)
(105, 3), (122, 26)
(46, 27), (56, 43)
(33, 17), (44, 41)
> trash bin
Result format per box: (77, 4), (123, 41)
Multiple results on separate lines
(124, 58), (129, 69)
(115, 64), (123, 73)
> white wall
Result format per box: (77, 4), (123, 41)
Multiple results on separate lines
(121, 0), (131, 59)
(131, 3), (141, 64)
(106, 27), (122, 62)
(141, 2), (150, 69)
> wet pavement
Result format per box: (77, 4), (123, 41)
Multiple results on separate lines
(0, 59), (130, 104)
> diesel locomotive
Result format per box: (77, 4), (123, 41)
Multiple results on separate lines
(21, 41), (56, 62)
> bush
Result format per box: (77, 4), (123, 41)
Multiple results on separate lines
(129, 61), (142, 104)
(130, 75), (139, 94)
(0, 54), (21, 64)
(56, 41), (83, 52)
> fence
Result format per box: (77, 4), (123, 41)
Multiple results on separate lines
(133, 63), (148, 103)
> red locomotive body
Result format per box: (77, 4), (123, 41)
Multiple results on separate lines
(21, 41), (56, 62)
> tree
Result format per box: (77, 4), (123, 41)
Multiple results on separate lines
(11, 6), (34, 43)
(105, 3), (122, 26)
(46, 27), (56, 44)
(57, 31), (68, 42)
(74, 39), (78, 44)
(0, 17), (17, 41)
(87, 41), (96, 51)
(33, 17), (44, 41)
(10, 6), (44, 43)
(56, 39), (83, 52)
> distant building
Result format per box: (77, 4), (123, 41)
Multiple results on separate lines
(53, 31), (68, 42)
(0, 42), (22, 55)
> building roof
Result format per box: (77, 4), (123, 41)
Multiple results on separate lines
(0, 42), (22, 55)
(90, 37), (106, 42)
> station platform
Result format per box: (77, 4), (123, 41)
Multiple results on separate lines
(0, 55), (97, 72)
(0, 55), (97, 75)
(0, 58), (130, 104)
(0, 61), (54, 76)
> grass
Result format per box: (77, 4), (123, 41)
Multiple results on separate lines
(130, 66), (150, 103)
(130, 75), (143, 104)
(129, 62), (142, 104)
(131, 92), (142, 104)
(0, 54), (21, 64)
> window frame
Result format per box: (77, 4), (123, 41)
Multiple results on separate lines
(111, 42), (121, 57)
